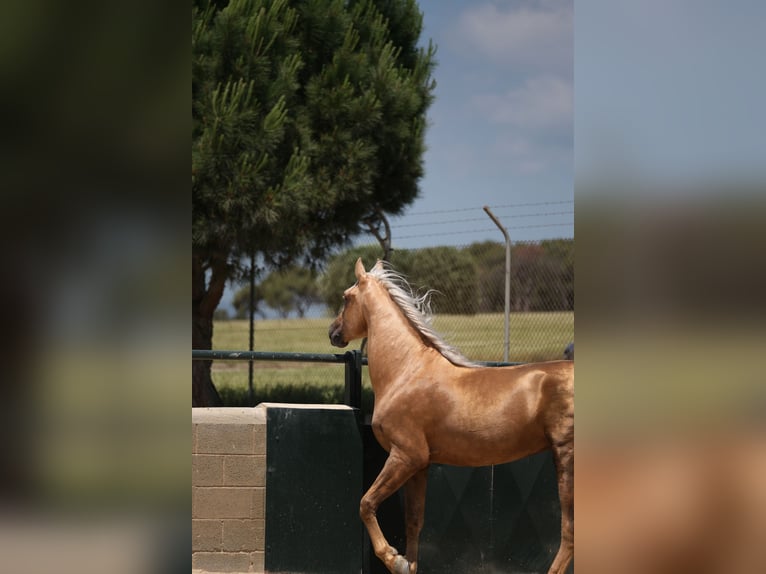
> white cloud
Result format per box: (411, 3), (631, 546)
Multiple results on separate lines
(456, 0), (572, 75)
(431, 1), (574, 177)
(469, 75), (573, 175)
(473, 75), (572, 131)
(491, 131), (571, 175)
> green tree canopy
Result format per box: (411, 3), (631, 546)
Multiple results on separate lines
(192, 0), (435, 405)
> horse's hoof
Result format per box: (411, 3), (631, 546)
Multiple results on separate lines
(392, 554), (410, 574)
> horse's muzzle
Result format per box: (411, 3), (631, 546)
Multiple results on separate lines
(328, 323), (348, 348)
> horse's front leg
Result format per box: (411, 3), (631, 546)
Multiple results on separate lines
(361, 448), (424, 574)
(404, 467), (429, 574)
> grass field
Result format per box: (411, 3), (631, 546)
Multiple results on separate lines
(211, 312), (573, 405)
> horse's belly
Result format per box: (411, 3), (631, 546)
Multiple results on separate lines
(428, 427), (549, 467)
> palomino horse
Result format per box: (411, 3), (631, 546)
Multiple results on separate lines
(328, 259), (574, 574)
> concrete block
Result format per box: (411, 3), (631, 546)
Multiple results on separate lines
(223, 455), (265, 487)
(193, 454), (223, 486)
(193, 407), (267, 423)
(253, 425), (266, 455)
(251, 487), (265, 519)
(250, 551), (265, 572)
(222, 519), (265, 552)
(194, 487), (253, 519)
(192, 519), (222, 552)
(192, 551), (250, 572)
(197, 423), (254, 455)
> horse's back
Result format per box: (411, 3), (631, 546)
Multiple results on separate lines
(480, 359), (573, 448)
(475, 359), (573, 400)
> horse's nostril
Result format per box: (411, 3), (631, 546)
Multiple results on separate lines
(329, 326), (348, 348)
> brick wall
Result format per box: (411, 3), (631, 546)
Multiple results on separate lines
(192, 407), (266, 573)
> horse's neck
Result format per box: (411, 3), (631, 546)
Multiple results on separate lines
(366, 297), (422, 356)
(364, 291), (433, 393)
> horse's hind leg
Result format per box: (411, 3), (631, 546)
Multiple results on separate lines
(548, 439), (574, 574)
(361, 448), (424, 574)
(404, 467), (429, 574)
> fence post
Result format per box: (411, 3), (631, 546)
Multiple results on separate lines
(483, 206), (511, 362)
(343, 350), (362, 410)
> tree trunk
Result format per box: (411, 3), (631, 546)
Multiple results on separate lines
(193, 308), (222, 407)
(192, 254), (225, 407)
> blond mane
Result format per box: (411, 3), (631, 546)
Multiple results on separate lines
(367, 262), (478, 368)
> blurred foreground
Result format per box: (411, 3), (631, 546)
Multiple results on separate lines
(578, 433), (766, 574)
(576, 2), (766, 566)
(0, 2), (187, 572)
(575, 195), (766, 573)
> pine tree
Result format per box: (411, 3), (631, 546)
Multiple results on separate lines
(192, 0), (435, 405)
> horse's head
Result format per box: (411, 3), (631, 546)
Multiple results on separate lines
(328, 258), (381, 348)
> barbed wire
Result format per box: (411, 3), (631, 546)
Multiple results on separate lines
(391, 210), (574, 229)
(489, 200), (573, 210)
(395, 200), (573, 218)
(395, 222), (573, 240)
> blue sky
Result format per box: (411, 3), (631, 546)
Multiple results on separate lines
(383, 0), (574, 249)
(576, 0), (766, 191)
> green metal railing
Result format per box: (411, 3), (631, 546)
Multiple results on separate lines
(192, 349), (367, 409)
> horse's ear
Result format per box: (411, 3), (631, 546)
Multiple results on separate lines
(372, 259), (384, 272)
(354, 258), (366, 281)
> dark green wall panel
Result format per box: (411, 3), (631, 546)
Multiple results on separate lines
(265, 405), (363, 574)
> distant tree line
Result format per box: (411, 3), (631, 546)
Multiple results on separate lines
(232, 266), (320, 319)
(231, 239), (573, 318)
(322, 240), (574, 314)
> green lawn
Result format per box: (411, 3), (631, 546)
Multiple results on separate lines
(210, 312), (573, 404)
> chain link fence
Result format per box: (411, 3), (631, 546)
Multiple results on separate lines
(375, 239), (574, 363)
(211, 237), (573, 405)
